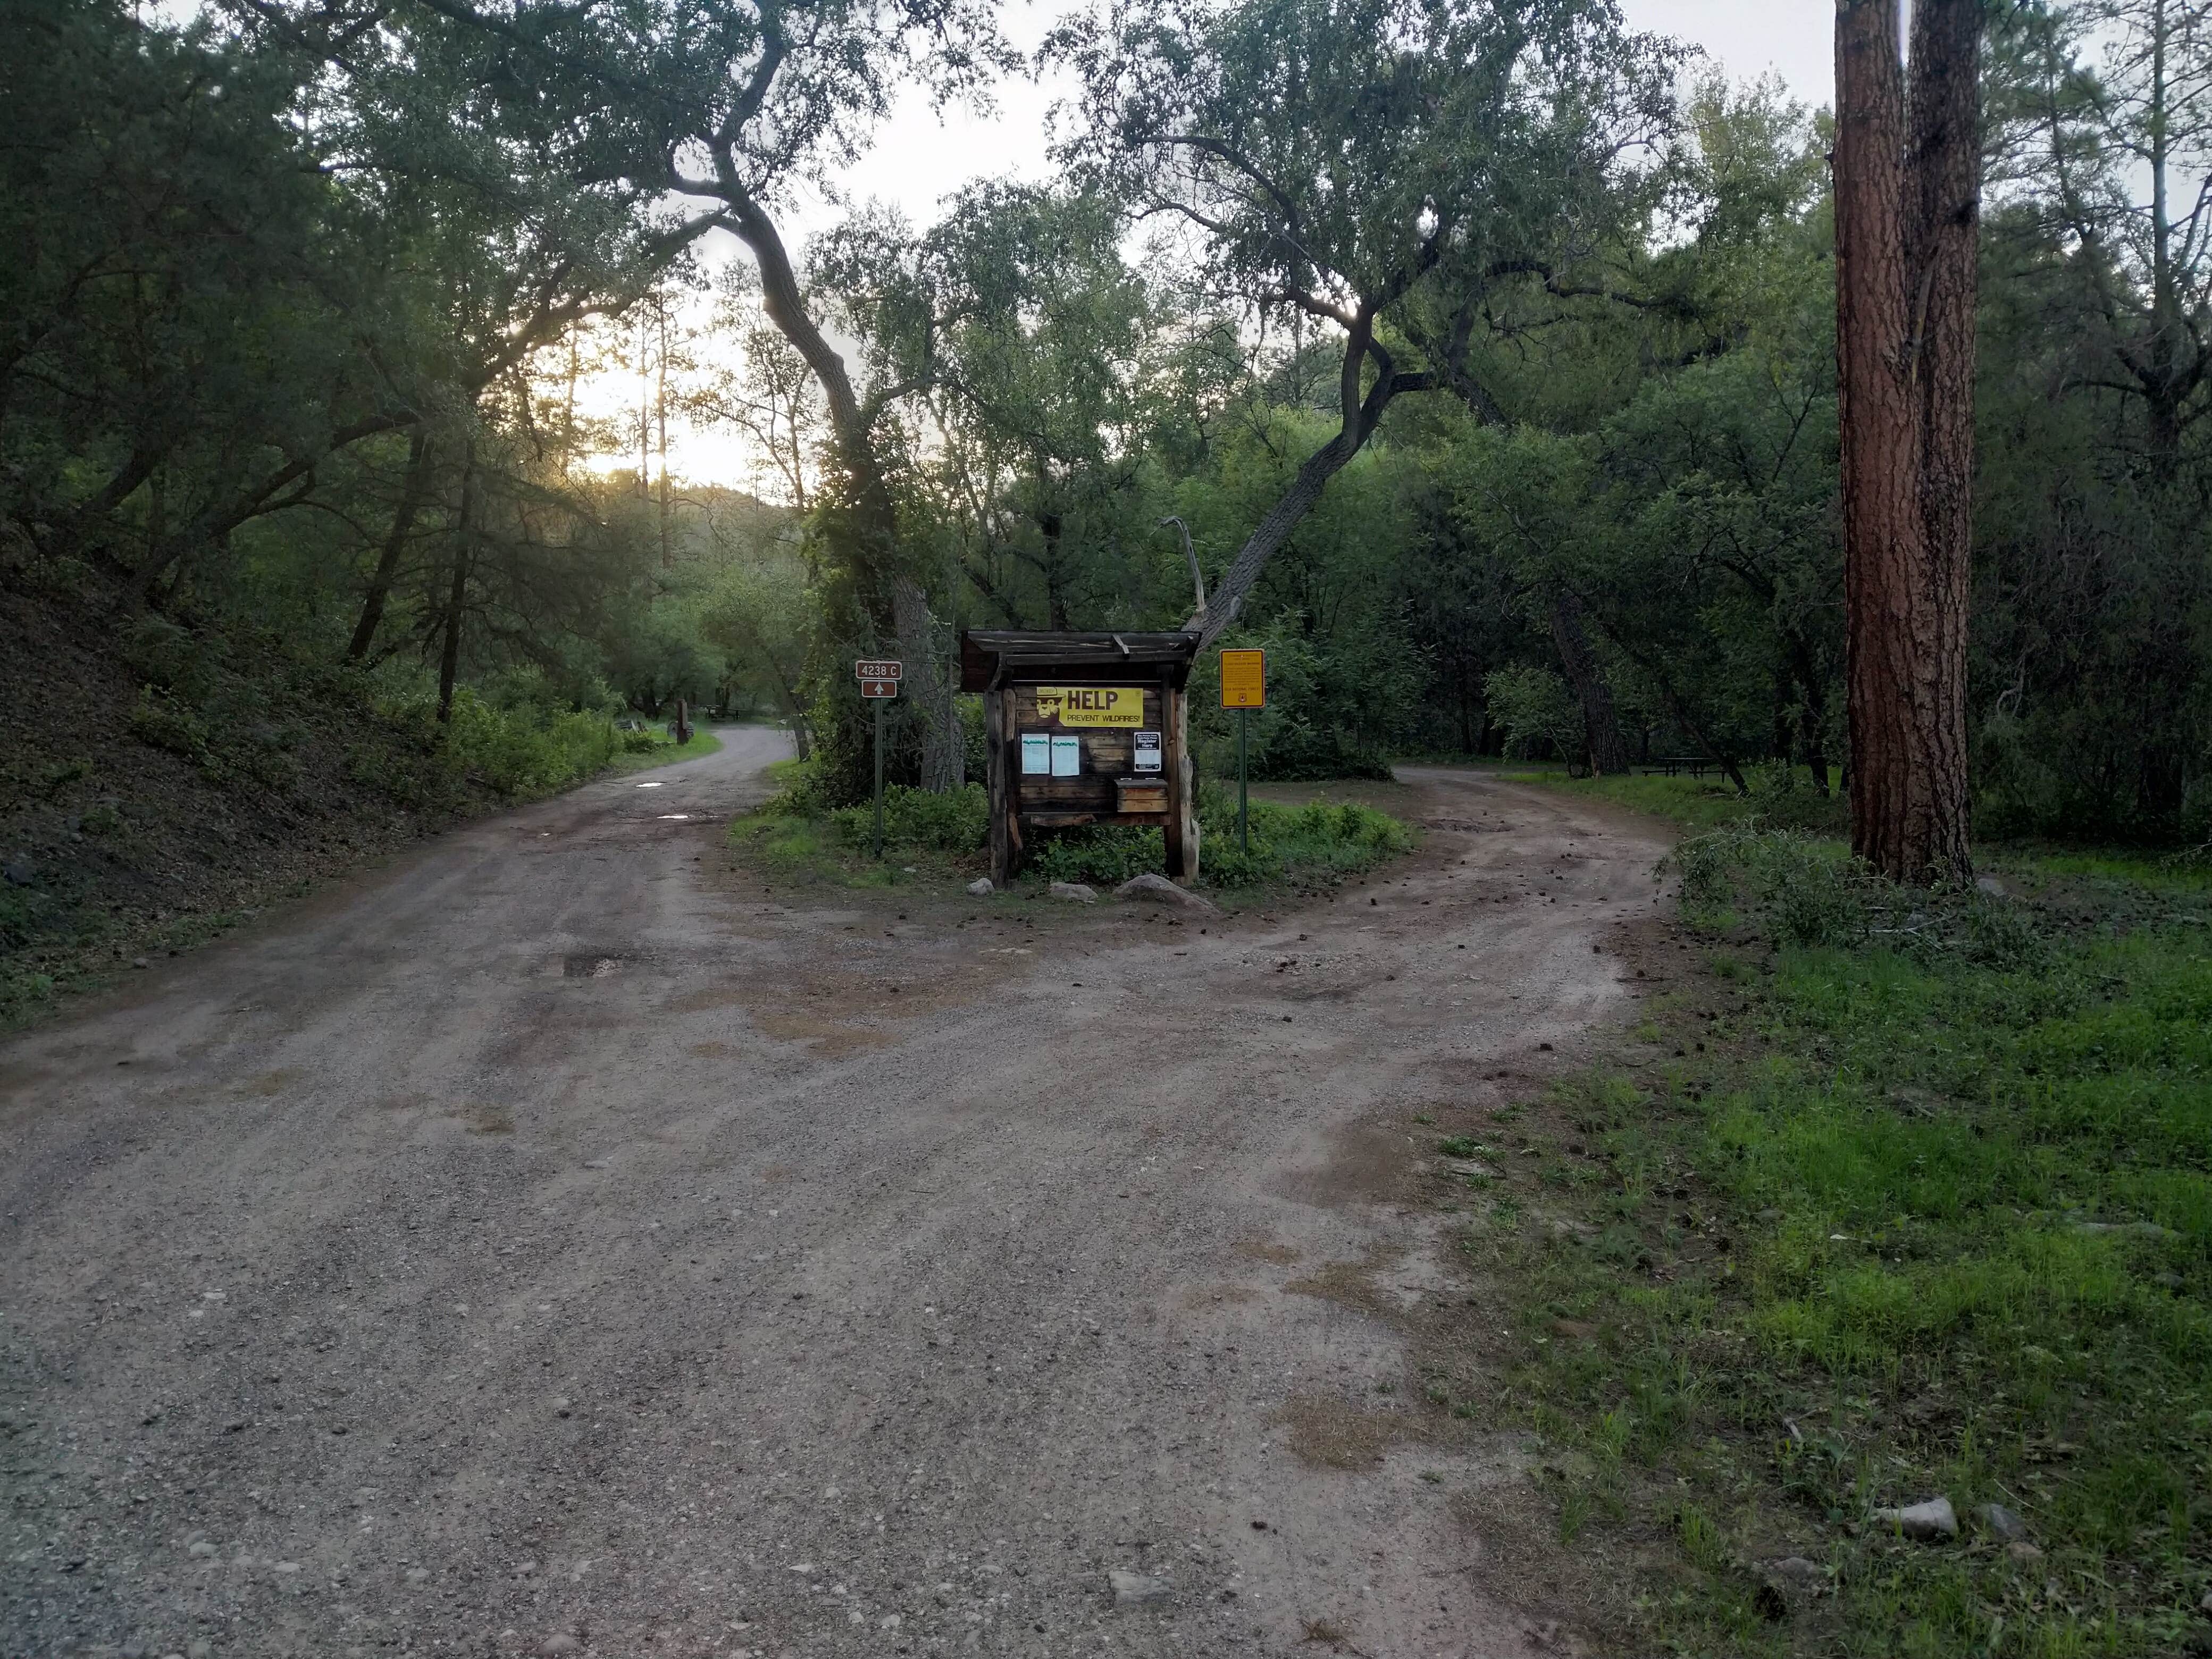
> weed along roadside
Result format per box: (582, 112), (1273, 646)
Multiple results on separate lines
(724, 759), (1413, 904)
(1425, 774), (2212, 1657)
(0, 588), (737, 1034)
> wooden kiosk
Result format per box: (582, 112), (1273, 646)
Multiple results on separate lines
(960, 629), (1202, 886)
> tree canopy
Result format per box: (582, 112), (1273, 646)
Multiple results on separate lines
(2, 0), (2207, 842)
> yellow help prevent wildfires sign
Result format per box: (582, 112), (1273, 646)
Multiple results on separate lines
(1035, 686), (1145, 728)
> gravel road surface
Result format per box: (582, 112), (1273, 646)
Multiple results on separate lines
(2, 732), (1666, 1659)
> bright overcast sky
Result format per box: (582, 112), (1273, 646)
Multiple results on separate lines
(632, 0), (1836, 487)
(809, 0), (1834, 240)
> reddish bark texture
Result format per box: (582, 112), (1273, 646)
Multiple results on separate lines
(1834, 0), (1979, 883)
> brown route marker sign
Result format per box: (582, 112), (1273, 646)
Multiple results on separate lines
(1219, 648), (1266, 708)
(856, 658), (902, 698)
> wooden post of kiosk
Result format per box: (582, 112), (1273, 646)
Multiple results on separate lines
(961, 630), (1202, 889)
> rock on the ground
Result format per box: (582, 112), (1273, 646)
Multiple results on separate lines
(1872, 1496), (1957, 1540)
(1048, 882), (1096, 903)
(1112, 872), (1218, 914)
(966, 877), (993, 896)
(1767, 1556), (1824, 1584)
(539, 1636), (582, 1656)
(1975, 874), (2006, 896)
(1108, 1569), (1171, 1605)
(1980, 1502), (2029, 1541)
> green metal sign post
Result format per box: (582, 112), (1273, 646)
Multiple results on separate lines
(873, 699), (886, 858)
(1219, 648), (1265, 857)
(1236, 706), (1250, 854)
(856, 658), (902, 858)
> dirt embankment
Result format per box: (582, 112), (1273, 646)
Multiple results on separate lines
(0, 579), (504, 1021)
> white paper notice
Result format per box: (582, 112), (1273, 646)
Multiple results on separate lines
(1020, 732), (1051, 775)
(1051, 734), (1082, 777)
(1133, 731), (1162, 773)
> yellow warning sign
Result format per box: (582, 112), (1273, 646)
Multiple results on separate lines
(1219, 649), (1266, 708)
(1034, 686), (1146, 728)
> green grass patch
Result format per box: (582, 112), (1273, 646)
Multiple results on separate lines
(1029, 784), (1412, 890)
(606, 724), (723, 775)
(1447, 834), (2212, 1656)
(727, 778), (988, 890)
(726, 765), (1413, 896)
(1499, 762), (1850, 837)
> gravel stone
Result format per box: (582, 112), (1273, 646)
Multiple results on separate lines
(1109, 1570), (1171, 1605)
(1872, 1497), (1957, 1540)
(1112, 872), (1218, 914)
(1048, 882), (1097, 903)
(1980, 1503), (2029, 1541)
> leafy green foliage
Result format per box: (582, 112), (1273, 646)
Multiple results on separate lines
(1027, 828), (1168, 888)
(1484, 665), (1585, 763)
(1027, 790), (1410, 889)
(828, 784), (991, 854)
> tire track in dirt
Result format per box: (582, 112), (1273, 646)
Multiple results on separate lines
(1, 745), (1665, 1659)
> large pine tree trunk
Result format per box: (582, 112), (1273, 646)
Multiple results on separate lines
(1834, 0), (1976, 883)
(1905, 0), (1980, 876)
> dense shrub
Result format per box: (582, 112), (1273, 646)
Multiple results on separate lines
(756, 756), (842, 818)
(1669, 822), (2051, 967)
(371, 689), (619, 798)
(828, 783), (989, 853)
(1028, 826), (1166, 886)
(1671, 823), (1864, 946)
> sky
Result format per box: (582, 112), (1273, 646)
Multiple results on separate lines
(595, 0), (1838, 488)
(823, 0), (1835, 244)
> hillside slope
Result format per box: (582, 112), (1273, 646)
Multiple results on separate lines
(1, 579), (508, 1026)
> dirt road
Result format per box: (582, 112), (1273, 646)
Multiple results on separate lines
(1, 733), (1668, 1659)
